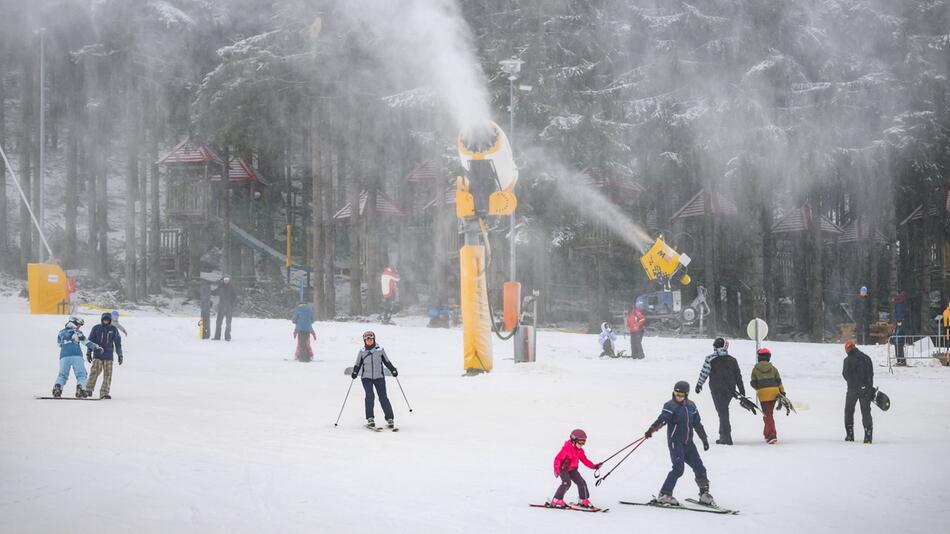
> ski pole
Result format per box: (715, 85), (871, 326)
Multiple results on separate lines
(334, 378), (356, 427)
(394, 376), (413, 412)
(595, 436), (648, 487)
(598, 437), (645, 467)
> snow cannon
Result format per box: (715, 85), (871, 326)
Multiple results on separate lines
(27, 263), (74, 314)
(639, 236), (692, 290)
(455, 121), (520, 375)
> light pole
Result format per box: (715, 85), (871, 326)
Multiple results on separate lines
(37, 28), (46, 263)
(499, 57), (523, 282)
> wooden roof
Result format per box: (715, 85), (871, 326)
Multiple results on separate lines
(333, 190), (404, 221)
(899, 203), (941, 226)
(422, 186), (457, 211)
(838, 218), (888, 244)
(210, 156), (269, 185)
(671, 189), (739, 220)
(156, 139), (225, 166)
(406, 160), (442, 183)
(576, 169), (646, 197)
(771, 205), (843, 235)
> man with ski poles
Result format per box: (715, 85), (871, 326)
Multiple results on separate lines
(694, 337), (745, 445)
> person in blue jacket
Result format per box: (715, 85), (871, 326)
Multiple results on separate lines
(291, 302), (316, 361)
(644, 380), (714, 507)
(54, 316), (101, 398)
(85, 312), (124, 399)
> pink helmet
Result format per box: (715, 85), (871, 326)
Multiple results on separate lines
(570, 429), (587, 442)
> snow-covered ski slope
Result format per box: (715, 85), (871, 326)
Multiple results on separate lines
(1, 298), (946, 533)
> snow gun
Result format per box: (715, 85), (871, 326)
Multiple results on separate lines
(639, 235), (692, 290)
(455, 121), (519, 375)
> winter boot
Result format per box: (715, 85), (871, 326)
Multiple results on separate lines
(101, 395), (111, 400)
(864, 428), (872, 444)
(548, 499), (568, 508)
(697, 479), (715, 506)
(366, 418), (376, 428)
(845, 427), (854, 442)
(654, 493), (679, 506)
(575, 499), (595, 509)
(386, 418), (395, 429)
(52, 384), (62, 398)
(76, 385), (86, 398)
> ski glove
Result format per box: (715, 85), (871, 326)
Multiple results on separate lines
(86, 352), (93, 363)
(118, 354), (123, 365)
(390, 368), (398, 377)
(594, 462), (603, 470)
(644, 427), (656, 439)
(701, 437), (709, 451)
(95, 347), (104, 355)
(695, 384), (702, 394)
(351, 370), (359, 379)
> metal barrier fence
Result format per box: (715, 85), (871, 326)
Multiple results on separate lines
(886, 334), (950, 372)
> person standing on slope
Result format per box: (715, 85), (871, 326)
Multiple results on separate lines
(351, 331), (398, 429)
(291, 302), (316, 362)
(213, 276), (238, 341)
(750, 348), (784, 444)
(694, 337), (745, 445)
(598, 322), (618, 357)
(85, 312), (124, 399)
(380, 266), (401, 325)
(110, 310), (128, 336)
(53, 316), (101, 398)
(842, 340), (874, 443)
(644, 381), (714, 506)
(549, 429), (603, 509)
(626, 304), (646, 359)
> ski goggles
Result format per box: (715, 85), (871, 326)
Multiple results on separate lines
(574, 439), (586, 445)
(362, 332), (376, 340)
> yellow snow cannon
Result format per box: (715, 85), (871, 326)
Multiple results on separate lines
(639, 236), (692, 289)
(455, 121), (519, 375)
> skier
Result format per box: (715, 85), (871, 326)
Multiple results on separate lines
(644, 381), (713, 507)
(891, 321), (908, 366)
(626, 304), (646, 359)
(750, 348), (784, 444)
(842, 340), (874, 443)
(380, 266), (401, 324)
(53, 316), (101, 398)
(110, 310), (128, 336)
(213, 276), (238, 341)
(85, 312), (124, 399)
(550, 429), (603, 509)
(694, 337), (745, 445)
(598, 322), (617, 357)
(351, 331), (398, 429)
(291, 302), (316, 362)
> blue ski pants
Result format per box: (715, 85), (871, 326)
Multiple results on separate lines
(362, 377), (394, 421)
(55, 356), (87, 388)
(660, 439), (708, 495)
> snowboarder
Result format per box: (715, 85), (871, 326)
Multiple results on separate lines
(598, 322), (618, 357)
(53, 316), (101, 398)
(644, 381), (713, 507)
(291, 302), (316, 362)
(85, 312), (124, 399)
(110, 310), (128, 336)
(695, 337), (745, 445)
(550, 429), (603, 509)
(891, 321), (908, 366)
(213, 276), (238, 341)
(380, 266), (401, 324)
(750, 348), (785, 444)
(843, 340), (874, 443)
(351, 331), (398, 429)
(626, 304), (646, 359)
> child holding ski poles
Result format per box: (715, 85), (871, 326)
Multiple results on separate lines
(549, 429), (604, 510)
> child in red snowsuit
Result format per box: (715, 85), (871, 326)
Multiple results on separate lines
(550, 429), (603, 509)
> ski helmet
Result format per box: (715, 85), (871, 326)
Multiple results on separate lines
(101, 312), (112, 323)
(362, 330), (376, 340)
(757, 348), (772, 361)
(673, 380), (690, 397)
(713, 337), (726, 349)
(570, 429), (587, 442)
(66, 316), (84, 329)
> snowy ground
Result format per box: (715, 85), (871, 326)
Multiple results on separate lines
(1, 295), (947, 534)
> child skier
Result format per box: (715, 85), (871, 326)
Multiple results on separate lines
(53, 316), (101, 398)
(351, 331), (398, 429)
(291, 302), (316, 362)
(85, 312), (124, 399)
(644, 381), (713, 507)
(750, 347), (785, 444)
(598, 322), (617, 357)
(550, 429), (603, 509)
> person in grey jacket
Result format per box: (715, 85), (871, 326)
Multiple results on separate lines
(351, 330), (398, 429)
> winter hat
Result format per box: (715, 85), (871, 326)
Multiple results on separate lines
(756, 348), (772, 361)
(673, 380), (690, 397)
(844, 340), (856, 352)
(601, 322), (611, 332)
(100, 312), (112, 322)
(713, 337), (726, 349)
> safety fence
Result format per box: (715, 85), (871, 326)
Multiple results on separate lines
(886, 334), (950, 372)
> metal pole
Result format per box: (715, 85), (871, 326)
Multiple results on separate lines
(0, 144), (54, 259)
(508, 75), (516, 282)
(37, 28), (46, 263)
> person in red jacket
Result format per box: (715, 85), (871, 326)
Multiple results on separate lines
(549, 429), (603, 509)
(626, 303), (647, 359)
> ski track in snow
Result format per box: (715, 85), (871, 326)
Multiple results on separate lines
(0, 296), (946, 533)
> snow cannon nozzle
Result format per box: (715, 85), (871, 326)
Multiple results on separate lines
(458, 122), (497, 153)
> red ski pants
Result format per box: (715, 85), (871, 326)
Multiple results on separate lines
(761, 400), (777, 441)
(295, 331), (313, 360)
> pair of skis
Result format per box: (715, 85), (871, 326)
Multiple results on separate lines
(529, 502), (608, 513)
(531, 498), (737, 515)
(365, 423), (399, 432)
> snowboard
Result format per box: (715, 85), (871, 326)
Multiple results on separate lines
(35, 396), (101, 401)
(529, 503), (608, 513)
(620, 497), (738, 515)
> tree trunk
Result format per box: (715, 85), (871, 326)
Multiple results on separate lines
(365, 150), (381, 315)
(19, 53), (34, 269)
(324, 132), (339, 318)
(348, 124), (363, 316)
(702, 187), (719, 332)
(138, 120), (149, 296)
(805, 203), (825, 341)
(0, 69), (8, 262)
(64, 109), (79, 267)
(310, 99), (326, 317)
(124, 87), (138, 301)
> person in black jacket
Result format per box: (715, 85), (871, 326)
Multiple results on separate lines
(85, 312), (124, 399)
(694, 338), (745, 445)
(842, 340), (874, 443)
(213, 276), (238, 341)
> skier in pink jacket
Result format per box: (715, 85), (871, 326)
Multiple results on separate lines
(549, 429), (603, 509)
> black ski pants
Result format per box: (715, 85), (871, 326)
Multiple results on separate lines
(362, 377), (394, 421)
(711, 389), (733, 442)
(630, 331), (645, 359)
(661, 439), (707, 495)
(214, 309), (233, 340)
(845, 388), (873, 433)
(554, 468), (589, 501)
